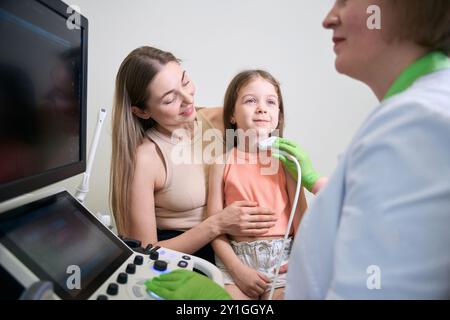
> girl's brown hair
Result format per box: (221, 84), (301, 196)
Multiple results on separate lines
(110, 46), (178, 235)
(223, 70), (285, 146)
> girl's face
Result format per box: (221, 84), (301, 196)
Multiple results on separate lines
(322, 0), (390, 80)
(232, 77), (280, 138)
(136, 61), (196, 129)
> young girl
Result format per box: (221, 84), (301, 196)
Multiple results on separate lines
(207, 70), (308, 300)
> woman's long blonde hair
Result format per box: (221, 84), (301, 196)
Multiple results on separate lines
(110, 46), (178, 235)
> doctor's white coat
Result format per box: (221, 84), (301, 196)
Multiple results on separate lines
(285, 68), (450, 299)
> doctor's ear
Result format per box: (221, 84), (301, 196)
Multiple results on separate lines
(131, 106), (152, 120)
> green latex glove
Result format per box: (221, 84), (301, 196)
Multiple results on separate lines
(272, 137), (320, 192)
(145, 269), (232, 300)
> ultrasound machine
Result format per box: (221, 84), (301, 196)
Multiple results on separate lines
(0, 0), (222, 300)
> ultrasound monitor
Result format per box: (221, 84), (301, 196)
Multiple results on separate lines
(0, 0), (88, 202)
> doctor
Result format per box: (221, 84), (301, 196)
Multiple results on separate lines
(146, 0), (450, 299)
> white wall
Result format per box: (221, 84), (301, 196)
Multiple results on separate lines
(52, 0), (377, 216)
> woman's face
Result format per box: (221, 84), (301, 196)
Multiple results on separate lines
(323, 0), (390, 80)
(144, 61), (196, 129)
(232, 77), (280, 138)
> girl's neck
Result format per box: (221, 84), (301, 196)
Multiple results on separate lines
(235, 134), (269, 154)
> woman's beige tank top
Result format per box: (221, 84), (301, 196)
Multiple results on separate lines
(146, 108), (224, 231)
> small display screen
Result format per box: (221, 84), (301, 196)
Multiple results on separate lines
(0, 191), (131, 299)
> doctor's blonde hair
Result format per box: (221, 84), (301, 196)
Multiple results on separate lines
(384, 0), (450, 54)
(110, 46), (179, 235)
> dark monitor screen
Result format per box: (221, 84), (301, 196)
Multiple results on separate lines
(0, 0), (87, 202)
(0, 191), (131, 300)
